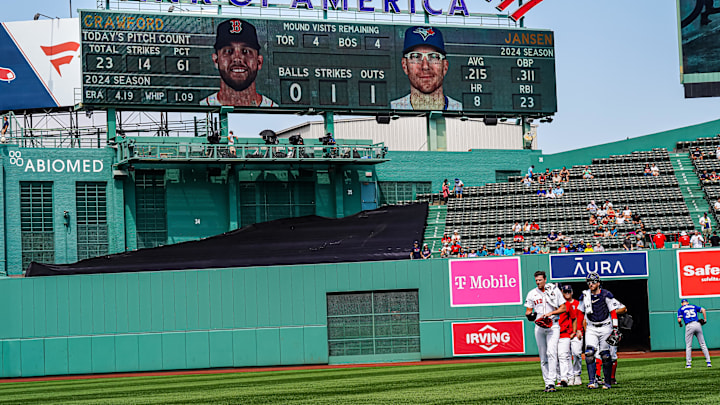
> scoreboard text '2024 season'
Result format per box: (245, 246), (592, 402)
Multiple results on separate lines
(80, 10), (557, 115)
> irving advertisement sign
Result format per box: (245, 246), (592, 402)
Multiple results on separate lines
(452, 321), (525, 356)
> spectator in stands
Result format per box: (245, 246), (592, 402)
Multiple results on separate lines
(643, 163), (652, 176)
(622, 206), (632, 221)
(410, 241), (422, 259)
(589, 215), (598, 226)
(711, 171), (719, 183)
(616, 213), (626, 225)
(442, 232), (451, 245)
(632, 212), (642, 225)
(512, 221), (522, 236)
(576, 239), (587, 252)
(557, 231), (566, 241)
(651, 163), (660, 176)
(623, 234), (634, 251)
(582, 165), (594, 179)
(700, 170), (709, 183)
(537, 189), (547, 197)
(652, 229), (666, 249)
(441, 179), (450, 205)
(560, 166), (570, 182)
(530, 220), (540, 231)
(458, 247), (467, 258)
(496, 236), (505, 249)
(679, 231), (691, 248)
(522, 246), (531, 255)
(594, 226), (604, 237)
(558, 244), (568, 253)
(596, 205), (607, 220)
(540, 242), (550, 254)
(636, 236), (645, 249)
(522, 175), (533, 187)
(700, 213), (712, 239)
(528, 165), (535, 180)
(504, 243), (515, 256)
(479, 245), (489, 256)
(710, 231), (720, 247)
(565, 239), (576, 252)
(452, 230), (461, 243)
(552, 170), (562, 184)
(468, 249), (478, 257)
(692, 147), (704, 160)
(603, 227), (612, 237)
(607, 205), (617, 220)
(440, 243), (450, 258)
(553, 184), (565, 198)
(450, 241), (462, 255)
(523, 221), (531, 232)
(584, 243), (594, 252)
(547, 230), (558, 242)
(546, 188), (557, 199)
(515, 233), (525, 243)
(691, 230), (705, 248)
(493, 244), (505, 256)
(453, 178), (464, 199)
(603, 199), (613, 211)
(594, 241), (605, 252)
(421, 243), (432, 259)
(714, 198), (720, 212)
(587, 200), (598, 215)
(530, 241), (540, 254)
(538, 171), (547, 184)
(716, 145), (720, 160)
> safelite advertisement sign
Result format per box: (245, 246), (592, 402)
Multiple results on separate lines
(678, 249), (720, 298)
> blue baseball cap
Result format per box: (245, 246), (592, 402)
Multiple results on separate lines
(681, 299), (688, 304)
(402, 26), (446, 55)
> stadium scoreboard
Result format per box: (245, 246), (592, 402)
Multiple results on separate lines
(80, 10), (557, 115)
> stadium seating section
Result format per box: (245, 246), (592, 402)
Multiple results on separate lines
(678, 135), (720, 227)
(416, 148), (696, 253)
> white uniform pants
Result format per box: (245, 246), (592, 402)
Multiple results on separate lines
(585, 321), (612, 355)
(559, 336), (583, 381)
(535, 324), (560, 386)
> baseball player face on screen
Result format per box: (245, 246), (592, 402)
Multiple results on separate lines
(201, 19), (278, 107)
(524, 271), (567, 392)
(677, 299), (712, 368)
(390, 27), (462, 111)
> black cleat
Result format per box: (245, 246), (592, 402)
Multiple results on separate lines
(559, 380), (568, 388)
(544, 385), (556, 392)
(610, 378), (617, 385)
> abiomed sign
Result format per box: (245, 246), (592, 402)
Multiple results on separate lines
(452, 321), (525, 356)
(678, 249), (720, 298)
(8, 151), (103, 173)
(449, 257), (522, 307)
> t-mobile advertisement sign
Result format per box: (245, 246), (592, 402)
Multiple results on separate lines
(449, 257), (522, 307)
(452, 321), (526, 356)
(677, 249), (720, 298)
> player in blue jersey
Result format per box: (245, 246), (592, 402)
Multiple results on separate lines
(577, 272), (621, 390)
(678, 299), (712, 368)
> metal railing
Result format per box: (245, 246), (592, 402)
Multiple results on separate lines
(116, 139), (388, 164)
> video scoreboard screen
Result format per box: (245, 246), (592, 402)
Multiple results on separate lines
(80, 10), (557, 115)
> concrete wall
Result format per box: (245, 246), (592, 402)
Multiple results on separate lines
(0, 250), (717, 378)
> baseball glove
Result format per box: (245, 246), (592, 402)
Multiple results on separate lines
(535, 317), (553, 329)
(606, 329), (622, 346)
(699, 319), (707, 325)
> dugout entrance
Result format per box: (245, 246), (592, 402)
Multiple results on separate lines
(564, 279), (650, 352)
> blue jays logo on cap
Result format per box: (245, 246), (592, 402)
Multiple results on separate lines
(413, 27), (436, 40)
(402, 26), (446, 55)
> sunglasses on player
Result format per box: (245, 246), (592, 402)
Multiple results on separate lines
(404, 51), (445, 65)
(587, 281), (599, 285)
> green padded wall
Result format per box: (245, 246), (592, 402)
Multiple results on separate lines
(0, 250), (717, 378)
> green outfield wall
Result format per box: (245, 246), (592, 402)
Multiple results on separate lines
(0, 251), (717, 378)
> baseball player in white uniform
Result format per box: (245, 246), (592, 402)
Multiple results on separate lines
(525, 271), (567, 392)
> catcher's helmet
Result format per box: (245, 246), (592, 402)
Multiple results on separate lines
(586, 272), (600, 284)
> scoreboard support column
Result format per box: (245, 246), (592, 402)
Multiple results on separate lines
(324, 112), (335, 137)
(107, 108), (117, 141)
(426, 112), (447, 152)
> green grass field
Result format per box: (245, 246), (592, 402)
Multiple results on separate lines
(0, 357), (718, 404)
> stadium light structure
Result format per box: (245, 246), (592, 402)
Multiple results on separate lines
(34, 13), (58, 20)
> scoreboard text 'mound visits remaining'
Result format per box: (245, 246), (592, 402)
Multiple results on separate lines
(80, 10), (557, 115)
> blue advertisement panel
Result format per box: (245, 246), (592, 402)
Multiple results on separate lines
(549, 252), (649, 280)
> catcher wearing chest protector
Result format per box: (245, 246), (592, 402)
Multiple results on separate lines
(577, 272), (622, 390)
(525, 271), (567, 393)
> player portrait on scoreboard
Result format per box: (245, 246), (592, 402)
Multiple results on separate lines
(200, 19), (278, 107)
(390, 26), (462, 111)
